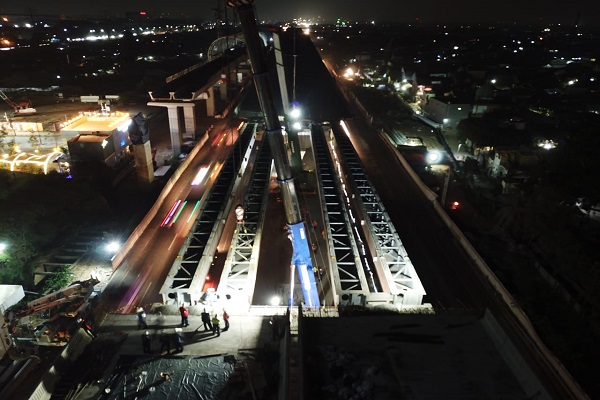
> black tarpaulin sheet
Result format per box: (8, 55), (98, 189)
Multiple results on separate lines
(107, 355), (235, 400)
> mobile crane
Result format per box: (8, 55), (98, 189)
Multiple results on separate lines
(0, 89), (37, 115)
(227, 0), (320, 307)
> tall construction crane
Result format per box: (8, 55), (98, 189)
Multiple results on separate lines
(0, 89), (36, 115)
(226, 0), (320, 307)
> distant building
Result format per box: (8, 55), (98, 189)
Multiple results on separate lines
(67, 133), (129, 167)
(64, 111), (132, 167)
(423, 97), (471, 132)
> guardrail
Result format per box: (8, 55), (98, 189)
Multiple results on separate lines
(377, 121), (588, 399)
(111, 132), (209, 271)
(335, 77), (587, 398)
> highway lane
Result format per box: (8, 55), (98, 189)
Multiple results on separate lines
(100, 117), (243, 314)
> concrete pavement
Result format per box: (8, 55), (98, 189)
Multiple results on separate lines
(63, 306), (287, 399)
(98, 308), (279, 358)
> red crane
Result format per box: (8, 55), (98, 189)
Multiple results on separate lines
(0, 89), (36, 115)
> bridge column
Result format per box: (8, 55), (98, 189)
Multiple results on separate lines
(230, 66), (242, 85)
(206, 86), (216, 117)
(182, 103), (196, 140)
(166, 105), (183, 156)
(132, 141), (154, 184)
(218, 77), (228, 102)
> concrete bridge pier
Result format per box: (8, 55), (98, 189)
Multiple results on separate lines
(166, 105), (183, 156)
(182, 103), (196, 140)
(204, 87), (216, 117)
(148, 101), (200, 156)
(218, 77), (228, 102)
(132, 141), (154, 184)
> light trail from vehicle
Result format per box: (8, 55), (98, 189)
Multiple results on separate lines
(167, 234), (179, 251)
(340, 119), (351, 136)
(160, 199), (182, 227)
(169, 200), (188, 227)
(191, 166), (209, 186)
(187, 200), (201, 223)
(210, 131), (227, 146)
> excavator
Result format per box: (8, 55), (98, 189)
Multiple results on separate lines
(1, 278), (99, 361)
(0, 89), (37, 115)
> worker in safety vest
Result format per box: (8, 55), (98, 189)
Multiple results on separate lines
(212, 315), (220, 336)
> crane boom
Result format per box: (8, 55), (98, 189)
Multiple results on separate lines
(0, 89), (19, 108)
(227, 0), (320, 307)
(0, 89), (36, 115)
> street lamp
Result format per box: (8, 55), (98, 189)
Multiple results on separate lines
(0, 242), (8, 267)
(104, 240), (120, 254)
(290, 106), (301, 120)
(288, 103), (302, 131)
(287, 102), (303, 175)
(102, 240), (121, 262)
(270, 296), (281, 306)
(426, 150), (442, 164)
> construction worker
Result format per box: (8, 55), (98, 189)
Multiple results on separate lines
(269, 316), (279, 340)
(159, 331), (171, 355)
(201, 308), (212, 331)
(179, 304), (189, 327)
(142, 331), (151, 354)
(222, 309), (230, 332)
(173, 328), (184, 353)
(137, 307), (148, 329)
(212, 314), (221, 336)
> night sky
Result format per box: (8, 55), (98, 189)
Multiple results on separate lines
(2, 0), (600, 26)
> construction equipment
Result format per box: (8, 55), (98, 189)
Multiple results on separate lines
(1, 278), (99, 360)
(0, 89), (36, 115)
(227, 0), (320, 307)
